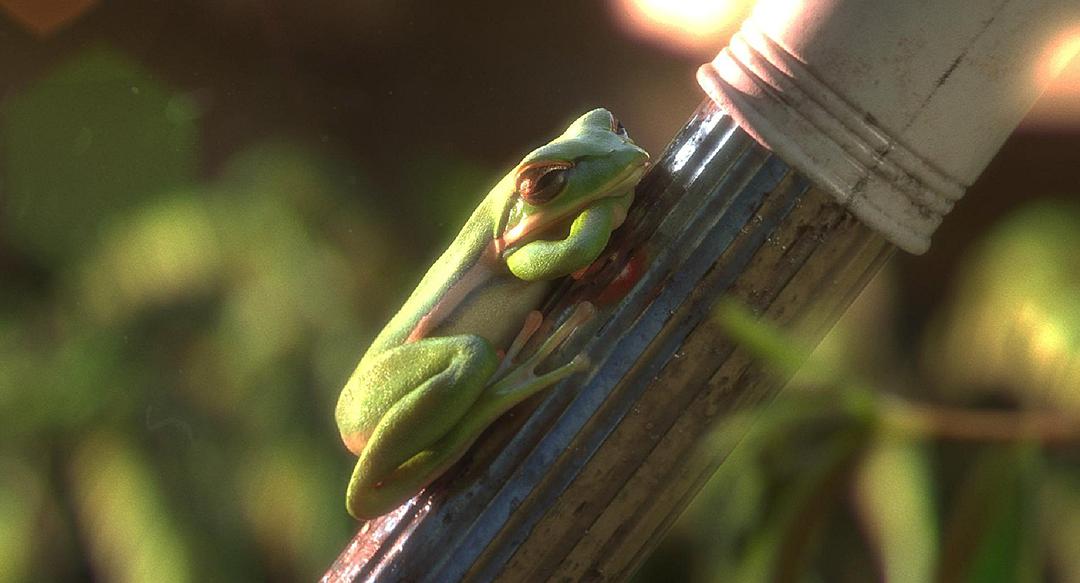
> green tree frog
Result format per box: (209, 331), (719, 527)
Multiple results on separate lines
(335, 109), (649, 519)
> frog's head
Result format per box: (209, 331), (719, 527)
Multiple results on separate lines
(498, 108), (649, 250)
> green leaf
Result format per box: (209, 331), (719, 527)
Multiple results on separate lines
(853, 434), (938, 583)
(940, 445), (1042, 583)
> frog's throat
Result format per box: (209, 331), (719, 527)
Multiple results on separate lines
(405, 243), (501, 343)
(498, 213), (544, 252)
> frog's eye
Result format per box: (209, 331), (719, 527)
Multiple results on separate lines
(609, 113), (629, 138)
(516, 162), (571, 205)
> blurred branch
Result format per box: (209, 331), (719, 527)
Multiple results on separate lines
(882, 399), (1080, 444)
(718, 296), (1080, 446)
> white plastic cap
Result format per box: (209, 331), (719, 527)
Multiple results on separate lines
(698, 0), (1080, 253)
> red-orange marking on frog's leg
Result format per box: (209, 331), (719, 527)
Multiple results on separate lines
(595, 249), (647, 306)
(570, 262), (594, 281)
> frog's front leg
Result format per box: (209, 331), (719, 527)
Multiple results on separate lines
(506, 198), (625, 281)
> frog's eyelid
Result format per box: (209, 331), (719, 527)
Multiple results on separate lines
(516, 160), (573, 178)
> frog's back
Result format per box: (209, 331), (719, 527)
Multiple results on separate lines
(359, 195), (502, 361)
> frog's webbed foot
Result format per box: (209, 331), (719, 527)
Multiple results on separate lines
(486, 302), (596, 405)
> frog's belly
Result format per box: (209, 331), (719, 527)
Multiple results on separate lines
(430, 276), (551, 351)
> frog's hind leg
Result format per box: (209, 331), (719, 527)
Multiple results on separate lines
(347, 303), (596, 518)
(346, 420), (485, 519)
(346, 335), (498, 518)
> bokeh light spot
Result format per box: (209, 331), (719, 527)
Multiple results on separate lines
(0, 0), (97, 37)
(930, 201), (1080, 411)
(1047, 32), (1080, 80)
(80, 196), (223, 324)
(611, 0), (753, 56)
(1029, 29), (1080, 128)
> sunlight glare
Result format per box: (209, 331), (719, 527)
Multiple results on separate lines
(1047, 33), (1080, 80)
(1028, 29), (1080, 128)
(613, 0), (753, 55)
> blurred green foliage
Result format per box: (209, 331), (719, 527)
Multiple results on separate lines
(930, 201), (1080, 413)
(0, 45), (493, 581)
(3, 46), (198, 265)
